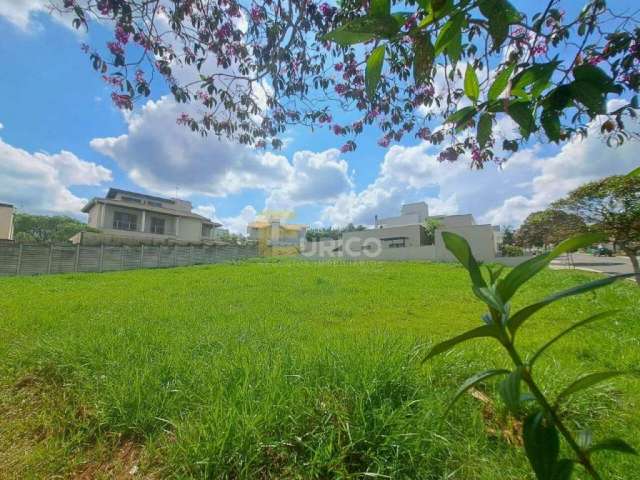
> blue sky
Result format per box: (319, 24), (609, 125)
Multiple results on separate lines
(0, 1), (637, 233)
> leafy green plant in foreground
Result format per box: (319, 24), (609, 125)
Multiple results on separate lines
(427, 232), (638, 479)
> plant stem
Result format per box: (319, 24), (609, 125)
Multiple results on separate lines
(503, 342), (603, 480)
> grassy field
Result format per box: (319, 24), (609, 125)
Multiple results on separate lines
(0, 259), (639, 479)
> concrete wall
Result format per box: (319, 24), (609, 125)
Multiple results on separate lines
(0, 205), (15, 240)
(179, 217), (205, 242)
(343, 224), (425, 250)
(401, 202), (429, 219)
(431, 214), (476, 227)
(435, 224), (497, 262)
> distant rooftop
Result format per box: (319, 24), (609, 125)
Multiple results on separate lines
(106, 188), (176, 204)
(0, 202), (14, 208)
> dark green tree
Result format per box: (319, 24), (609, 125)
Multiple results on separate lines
(13, 213), (97, 244)
(553, 175), (640, 285)
(515, 210), (587, 250)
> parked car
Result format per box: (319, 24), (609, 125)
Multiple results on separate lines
(595, 246), (614, 257)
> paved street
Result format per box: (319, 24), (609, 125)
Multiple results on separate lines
(551, 253), (638, 277)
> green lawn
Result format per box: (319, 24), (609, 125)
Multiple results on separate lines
(0, 259), (639, 479)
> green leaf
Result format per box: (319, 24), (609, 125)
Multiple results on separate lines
(570, 81), (606, 115)
(413, 34), (434, 86)
(444, 369), (510, 414)
(445, 106), (477, 127)
(573, 64), (614, 89)
(477, 113), (492, 148)
(507, 101), (535, 137)
(529, 311), (619, 366)
(628, 166), (640, 178)
(418, 0), (453, 28)
(588, 438), (638, 455)
(464, 65), (480, 102)
(551, 459), (574, 480)
(540, 111), (562, 140)
(541, 109), (561, 142)
(370, 0), (390, 18)
(434, 13), (463, 56)
(511, 62), (557, 97)
(508, 275), (630, 337)
(523, 411), (559, 479)
(488, 65), (514, 101)
(366, 46), (385, 99)
(478, 0), (520, 50)
(423, 324), (498, 362)
(445, 27), (462, 63)
(498, 367), (522, 414)
(556, 371), (629, 405)
(322, 16), (400, 45)
(442, 231), (486, 288)
(497, 232), (605, 303)
(543, 84), (573, 111)
(472, 285), (505, 314)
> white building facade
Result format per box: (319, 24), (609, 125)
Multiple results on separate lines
(76, 188), (222, 245)
(304, 202), (513, 264)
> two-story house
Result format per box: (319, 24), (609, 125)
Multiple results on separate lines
(0, 202), (15, 241)
(77, 188), (222, 244)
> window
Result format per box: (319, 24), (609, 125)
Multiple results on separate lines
(381, 237), (407, 248)
(147, 200), (163, 208)
(121, 196), (142, 204)
(113, 211), (137, 231)
(202, 224), (213, 238)
(150, 217), (166, 234)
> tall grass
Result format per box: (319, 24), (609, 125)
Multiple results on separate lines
(0, 260), (638, 478)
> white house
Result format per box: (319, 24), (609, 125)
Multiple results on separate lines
(304, 202), (512, 263)
(75, 188), (222, 245)
(0, 202), (15, 241)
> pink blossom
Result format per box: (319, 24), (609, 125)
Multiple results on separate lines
(319, 2), (332, 16)
(340, 141), (355, 153)
(332, 124), (345, 135)
(97, 0), (111, 15)
(111, 93), (132, 109)
(416, 127), (431, 141)
(107, 41), (124, 56)
(318, 113), (332, 124)
(334, 63), (344, 72)
(135, 69), (146, 84)
(176, 113), (192, 125)
(115, 25), (130, 44)
(102, 75), (123, 87)
(334, 84), (348, 95)
(587, 55), (604, 65)
(377, 136), (391, 147)
(250, 4), (263, 22)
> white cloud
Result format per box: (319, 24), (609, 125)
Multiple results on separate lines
(0, 122), (3, 130)
(322, 143), (464, 227)
(0, 135), (112, 214)
(91, 96), (354, 214)
(265, 149), (353, 210)
(0, 0), (74, 31)
(482, 126), (639, 226)
(220, 205), (258, 234)
(322, 110), (638, 228)
(91, 96), (294, 198)
(0, 0), (47, 30)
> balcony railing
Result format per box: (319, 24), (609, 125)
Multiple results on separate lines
(113, 221), (137, 231)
